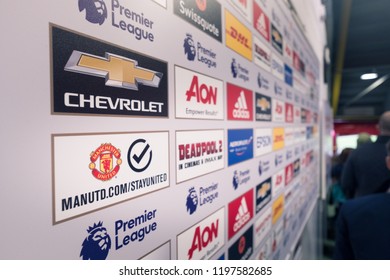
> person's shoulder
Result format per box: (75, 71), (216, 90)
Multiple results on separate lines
(342, 193), (390, 212)
(356, 142), (377, 150)
(348, 142), (378, 157)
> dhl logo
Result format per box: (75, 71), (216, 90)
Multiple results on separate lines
(272, 195), (284, 224)
(225, 9), (252, 61)
(272, 128), (285, 151)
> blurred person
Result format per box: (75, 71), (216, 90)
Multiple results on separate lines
(341, 111), (390, 198)
(330, 148), (354, 214)
(356, 132), (372, 147)
(325, 148), (353, 252)
(334, 140), (390, 259)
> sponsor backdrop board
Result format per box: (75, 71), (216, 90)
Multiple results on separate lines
(1, 0), (324, 260)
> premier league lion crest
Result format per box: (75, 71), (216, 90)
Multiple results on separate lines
(233, 171), (239, 190)
(80, 222), (111, 260)
(183, 34), (196, 61)
(258, 73), (262, 87)
(231, 58), (238, 78)
(186, 187), (198, 215)
(79, 0), (108, 25)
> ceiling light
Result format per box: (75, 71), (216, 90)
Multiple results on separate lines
(360, 73), (378, 80)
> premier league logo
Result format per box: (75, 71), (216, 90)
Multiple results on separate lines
(184, 34), (196, 61)
(231, 58), (238, 78)
(79, 0), (107, 25)
(258, 73), (262, 87)
(259, 161), (263, 176)
(233, 171), (239, 190)
(186, 187), (198, 215)
(78, 0), (108, 25)
(80, 222), (111, 260)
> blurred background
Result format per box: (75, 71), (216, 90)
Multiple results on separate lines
(324, 0), (390, 152)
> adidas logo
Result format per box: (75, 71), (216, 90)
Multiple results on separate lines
(286, 106), (293, 121)
(256, 13), (268, 38)
(286, 166), (292, 182)
(233, 91), (250, 119)
(233, 197), (251, 232)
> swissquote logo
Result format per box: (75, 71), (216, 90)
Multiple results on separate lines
(51, 25), (168, 117)
(196, 0), (207, 11)
(228, 189), (253, 239)
(174, 0), (222, 42)
(78, 0), (155, 42)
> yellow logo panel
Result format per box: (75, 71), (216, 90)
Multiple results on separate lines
(272, 195), (284, 224)
(225, 9), (252, 61)
(272, 127), (285, 151)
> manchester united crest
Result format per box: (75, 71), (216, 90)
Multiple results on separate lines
(89, 143), (122, 181)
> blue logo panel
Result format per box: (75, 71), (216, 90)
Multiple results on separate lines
(284, 64), (293, 86)
(228, 129), (254, 166)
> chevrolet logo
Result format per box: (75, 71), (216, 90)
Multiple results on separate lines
(257, 97), (270, 111)
(64, 51), (162, 90)
(257, 182), (270, 198)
